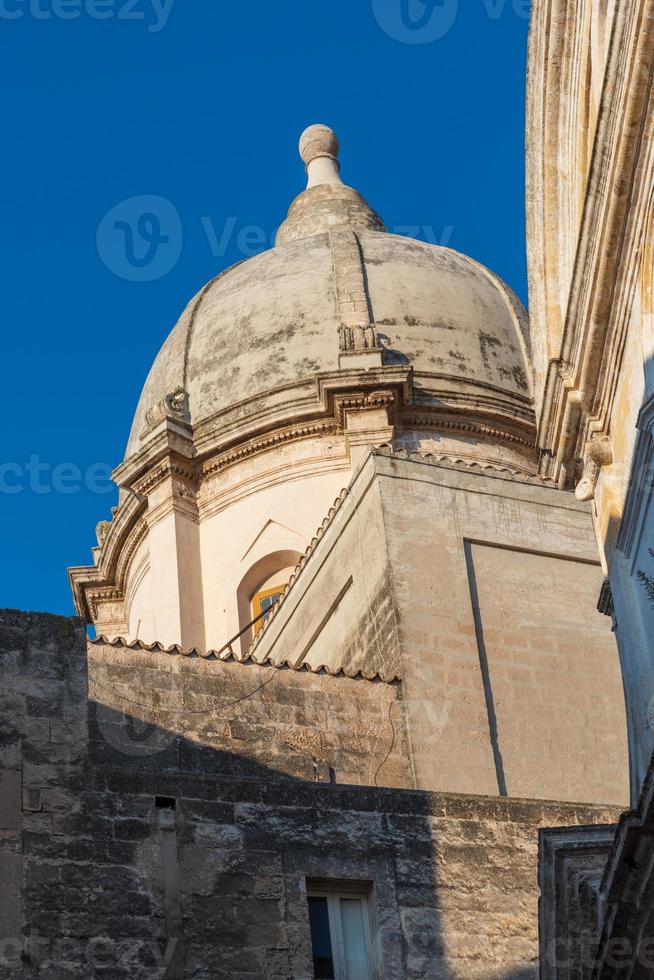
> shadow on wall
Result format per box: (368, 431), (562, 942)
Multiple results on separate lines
(87, 702), (541, 980)
(601, 383), (654, 804)
(12, 697), (541, 979)
(92, 701), (446, 980)
(0, 610), (544, 979)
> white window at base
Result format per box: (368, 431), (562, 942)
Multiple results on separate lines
(307, 890), (373, 980)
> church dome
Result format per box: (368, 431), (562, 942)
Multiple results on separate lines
(125, 125), (533, 460)
(72, 124), (537, 652)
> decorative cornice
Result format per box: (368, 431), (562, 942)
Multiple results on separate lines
(87, 587), (124, 622)
(375, 446), (556, 486)
(118, 363), (535, 500)
(114, 518), (148, 593)
(334, 389), (396, 427)
(68, 492), (147, 621)
(82, 516), (149, 622)
(402, 412), (536, 451)
(73, 362), (539, 626)
(133, 457), (198, 497)
(112, 419), (196, 495)
(186, 365), (533, 465)
(316, 367), (413, 415)
(88, 634), (399, 684)
(201, 418), (339, 480)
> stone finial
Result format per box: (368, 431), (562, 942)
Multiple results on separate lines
(275, 124), (385, 245)
(299, 124), (343, 189)
(299, 124), (340, 165)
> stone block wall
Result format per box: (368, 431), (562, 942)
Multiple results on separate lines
(246, 453), (629, 806)
(376, 453), (629, 804)
(0, 611), (89, 980)
(0, 609), (623, 979)
(86, 639), (409, 790)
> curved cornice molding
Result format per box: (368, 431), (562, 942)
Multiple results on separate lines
(69, 491), (147, 622)
(401, 412), (536, 451)
(121, 365), (534, 490)
(201, 418), (340, 480)
(70, 364), (537, 624)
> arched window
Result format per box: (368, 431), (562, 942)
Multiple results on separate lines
(236, 550), (303, 651)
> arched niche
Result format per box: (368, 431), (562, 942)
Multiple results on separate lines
(236, 549), (303, 653)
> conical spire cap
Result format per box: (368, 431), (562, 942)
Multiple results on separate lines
(276, 124), (385, 245)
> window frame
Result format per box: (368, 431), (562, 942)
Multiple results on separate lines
(306, 882), (374, 980)
(251, 583), (285, 635)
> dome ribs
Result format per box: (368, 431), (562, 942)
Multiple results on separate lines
(328, 229), (379, 353)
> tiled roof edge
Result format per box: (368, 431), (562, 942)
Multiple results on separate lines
(88, 633), (399, 685)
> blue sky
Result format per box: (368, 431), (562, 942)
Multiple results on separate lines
(0, 0), (531, 615)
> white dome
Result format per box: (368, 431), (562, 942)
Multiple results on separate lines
(126, 232), (531, 459)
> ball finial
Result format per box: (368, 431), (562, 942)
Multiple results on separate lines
(299, 124), (340, 167)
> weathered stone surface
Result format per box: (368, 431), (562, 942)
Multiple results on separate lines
(0, 770), (22, 832)
(0, 610), (625, 979)
(251, 452), (629, 806)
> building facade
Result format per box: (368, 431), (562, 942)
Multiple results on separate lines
(0, 104), (643, 978)
(527, 0), (654, 802)
(527, 0), (654, 975)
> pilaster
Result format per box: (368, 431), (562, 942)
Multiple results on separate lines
(134, 455), (205, 651)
